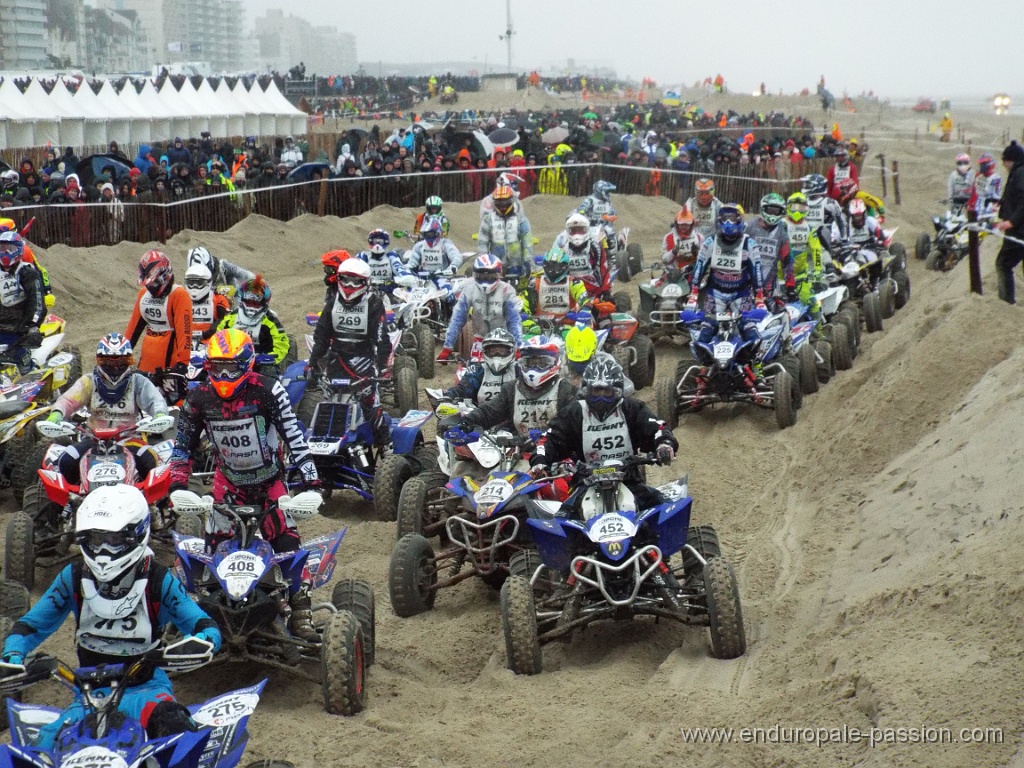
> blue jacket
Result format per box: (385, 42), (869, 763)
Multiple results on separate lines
(133, 144), (154, 174)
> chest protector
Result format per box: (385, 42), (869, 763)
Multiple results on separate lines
(512, 383), (560, 437)
(477, 367), (513, 404)
(692, 203), (716, 230)
(567, 247), (594, 278)
(849, 223), (873, 246)
(330, 294), (369, 339)
(207, 412), (274, 473)
(489, 213), (518, 248)
(367, 255), (393, 285)
(139, 291), (173, 333)
(90, 375), (137, 429)
(588, 199), (612, 221)
(191, 294), (216, 331)
(77, 572), (158, 657)
(581, 402), (634, 464)
(806, 199), (826, 229)
(710, 240), (743, 274)
(787, 221), (811, 254)
(0, 264), (26, 308)
(417, 243), (445, 271)
(833, 164), (851, 183)
(535, 277), (571, 317)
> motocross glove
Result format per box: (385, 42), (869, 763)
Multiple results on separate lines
(754, 292), (767, 311)
(46, 410), (63, 423)
(21, 327), (42, 349)
(529, 463), (549, 479)
(656, 444), (675, 466)
(785, 286), (799, 302)
(437, 347), (453, 362)
(685, 291), (699, 311)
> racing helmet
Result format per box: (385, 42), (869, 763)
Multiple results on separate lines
(473, 254), (503, 295)
(759, 193), (787, 227)
(836, 178), (859, 206)
(674, 207), (695, 238)
(956, 152), (970, 173)
(184, 263), (213, 303)
(76, 485), (151, 583)
(786, 192), (809, 223)
(0, 231), (25, 272)
(695, 178), (715, 207)
(542, 247), (570, 283)
(237, 275), (271, 329)
(565, 325), (598, 378)
(321, 250), (349, 287)
(336, 258), (371, 304)
(516, 336), (562, 392)
(367, 228), (390, 255)
(419, 216), (443, 245)
(979, 153), (995, 176)
(566, 212), (591, 251)
(717, 203), (745, 241)
(492, 184), (515, 216)
(94, 332), (135, 405)
(592, 180), (616, 202)
(205, 328), (255, 399)
(801, 173), (828, 200)
(137, 249), (173, 297)
(835, 147), (850, 165)
(481, 328), (516, 375)
(186, 245), (216, 275)
(580, 355), (625, 420)
(849, 198), (867, 227)
(425, 195), (443, 216)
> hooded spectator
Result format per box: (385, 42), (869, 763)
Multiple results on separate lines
(167, 137), (191, 166)
(62, 146), (80, 172)
(133, 144), (155, 174)
(108, 140), (129, 161)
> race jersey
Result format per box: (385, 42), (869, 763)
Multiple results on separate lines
(478, 367), (513, 403)
(683, 197), (722, 237)
(581, 402), (634, 464)
(138, 292), (173, 333)
(512, 383), (560, 437)
(0, 263), (28, 308)
(77, 571), (158, 657)
(533, 276), (572, 318)
(330, 294), (370, 339)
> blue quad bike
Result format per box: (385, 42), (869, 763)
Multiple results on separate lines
(655, 309), (798, 430)
(0, 642), (273, 768)
(283, 363), (436, 522)
(387, 427), (558, 617)
(500, 455), (746, 674)
(170, 489), (373, 716)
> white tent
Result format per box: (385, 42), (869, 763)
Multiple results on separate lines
(138, 79), (182, 142)
(261, 80), (307, 137)
(230, 80), (273, 138)
(0, 79), (38, 147)
(50, 79), (108, 146)
(193, 79), (229, 139)
(76, 82), (129, 147)
(159, 79), (205, 140)
(96, 80), (149, 147)
(212, 80), (246, 137)
(21, 79), (65, 148)
(118, 81), (165, 144)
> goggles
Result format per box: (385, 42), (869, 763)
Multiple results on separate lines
(787, 203), (809, 214)
(207, 359), (248, 381)
(76, 527), (138, 557)
(339, 275), (367, 289)
(519, 354), (555, 372)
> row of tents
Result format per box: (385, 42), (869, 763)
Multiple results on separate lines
(0, 77), (308, 149)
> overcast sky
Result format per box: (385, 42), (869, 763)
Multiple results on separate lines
(244, 0), (1020, 98)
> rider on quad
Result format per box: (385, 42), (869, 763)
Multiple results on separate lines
(170, 328), (321, 641)
(307, 256), (391, 451)
(684, 178), (723, 238)
(802, 173), (848, 247)
(439, 255), (523, 362)
(661, 206), (705, 276)
(357, 228), (406, 298)
(413, 195), (451, 240)
(844, 198), (885, 252)
(524, 248), (591, 323)
(781, 192), (825, 319)
(1, 484), (222, 748)
(947, 153), (975, 214)
(126, 250), (192, 404)
(44, 332), (169, 488)
(478, 184), (533, 283)
(826, 145), (859, 200)
(0, 231), (45, 373)
(970, 153), (1002, 217)
(185, 245), (254, 295)
(406, 216), (463, 296)
(216, 275), (290, 375)
(687, 203), (766, 349)
(442, 328), (517, 405)
(529, 355), (678, 514)
(745, 193), (791, 298)
(556, 211), (612, 300)
(185, 263), (230, 340)
(573, 180), (618, 237)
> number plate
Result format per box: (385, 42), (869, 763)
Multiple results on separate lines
(192, 691), (261, 728)
(662, 283), (684, 298)
(58, 746), (129, 768)
(590, 513), (636, 543)
(474, 478), (513, 505)
(308, 440), (340, 455)
(86, 463), (127, 485)
(712, 341), (735, 362)
(215, 551), (264, 599)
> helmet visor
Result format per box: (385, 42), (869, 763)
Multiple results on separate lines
(719, 210), (742, 224)
(426, 205), (441, 215)
(76, 527), (139, 558)
(762, 204), (785, 219)
(788, 202), (809, 215)
(240, 294), (265, 311)
(97, 357), (132, 380)
(475, 269), (500, 286)
(185, 276), (210, 291)
(207, 359), (248, 382)
(519, 354), (556, 372)
(0, 242), (20, 254)
(483, 342), (513, 360)
(568, 224), (588, 238)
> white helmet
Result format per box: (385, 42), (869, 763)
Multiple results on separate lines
(481, 328), (515, 375)
(566, 212), (591, 251)
(187, 245), (215, 275)
(76, 485), (151, 583)
(185, 263), (213, 302)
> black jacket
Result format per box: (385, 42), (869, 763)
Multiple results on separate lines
(464, 378), (577, 432)
(309, 286), (388, 375)
(1000, 159), (1024, 237)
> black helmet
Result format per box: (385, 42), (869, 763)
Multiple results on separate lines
(581, 356), (625, 419)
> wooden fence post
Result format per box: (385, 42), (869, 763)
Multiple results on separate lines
(878, 153), (887, 198)
(892, 160), (901, 206)
(317, 177), (329, 217)
(968, 208), (982, 295)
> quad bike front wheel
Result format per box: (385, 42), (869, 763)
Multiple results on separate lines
(320, 609), (366, 716)
(915, 231), (931, 260)
(773, 370), (797, 429)
(500, 575), (542, 675)
(703, 557), (746, 659)
(655, 375), (679, 428)
(627, 242), (644, 276)
(331, 579), (376, 666)
(388, 534), (437, 617)
(4, 512), (35, 591)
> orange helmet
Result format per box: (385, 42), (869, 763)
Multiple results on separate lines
(321, 250), (350, 286)
(0, 218), (15, 233)
(493, 184), (514, 215)
(205, 328), (255, 399)
(674, 207), (695, 237)
(695, 178), (715, 206)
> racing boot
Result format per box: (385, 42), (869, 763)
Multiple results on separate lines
(288, 585), (320, 642)
(372, 407), (393, 456)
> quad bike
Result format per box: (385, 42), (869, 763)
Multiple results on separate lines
(292, 372), (436, 521)
(388, 272), (468, 379)
(588, 305), (656, 390)
(592, 216), (644, 282)
(169, 489), (373, 716)
(639, 264), (695, 342)
(500, 455), (745, 675)
(655, 309), (798, 430)
(0, 314), (80, 387)
(917, 209), (995, 272)
(830, 231), (910, 333)
(0, 643), (271, 768)
(388, 426), (558, 618)
(5, 414), (180, 590)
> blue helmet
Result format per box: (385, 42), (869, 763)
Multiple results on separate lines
(717, 204), (745, 241)
(801, 173), (828, 199)
(592, 180), (616, 202)
(94, 332), (135, 405)
(0, 231), (24, 271)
